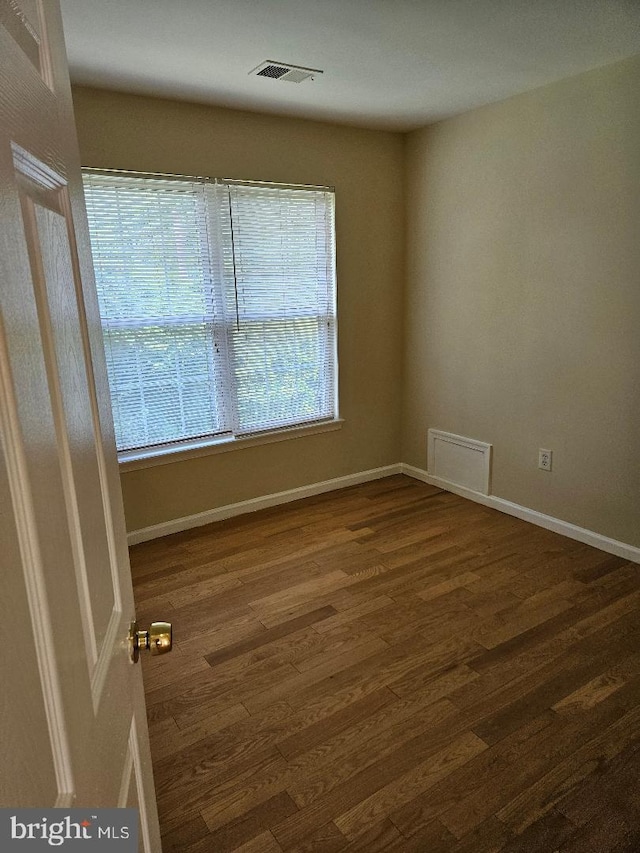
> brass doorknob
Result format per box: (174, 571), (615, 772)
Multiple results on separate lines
(129, 621), (172, 663)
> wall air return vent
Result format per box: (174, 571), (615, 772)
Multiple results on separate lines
(428, 429), (492, 495)
(250, 60), (323, 83)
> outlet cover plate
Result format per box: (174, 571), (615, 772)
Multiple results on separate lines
(538, 449), (553, 471)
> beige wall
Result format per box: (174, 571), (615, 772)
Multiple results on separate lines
(73, 56), (640, 548)
(71, 87), (405, 532)
(403, 55), (640, 547)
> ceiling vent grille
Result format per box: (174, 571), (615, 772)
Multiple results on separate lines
(250, 61), (323, 83)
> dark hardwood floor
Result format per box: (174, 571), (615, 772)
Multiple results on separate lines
(130, 475), (640, 852)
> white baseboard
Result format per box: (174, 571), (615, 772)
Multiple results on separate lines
(401, 464), (640, 565)
(127, 464), (402, 545)
(127, 460), (640, 564)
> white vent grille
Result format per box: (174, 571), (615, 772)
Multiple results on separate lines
(250, 60), (323, 83)
(257, 64), (290, 79)
(428, 430), (492, 495)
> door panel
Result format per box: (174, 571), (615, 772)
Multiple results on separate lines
(0, 444), (59, 806)
(28, 184), (118, 661)
(0, 0), (42, 76)
(1, 142), (81, 807)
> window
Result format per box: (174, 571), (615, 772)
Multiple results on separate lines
(82, 170), (338, 456)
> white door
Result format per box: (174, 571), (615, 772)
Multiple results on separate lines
(0, 1), (162, 849)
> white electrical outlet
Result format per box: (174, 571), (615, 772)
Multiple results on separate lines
(538, 449), (552, 471)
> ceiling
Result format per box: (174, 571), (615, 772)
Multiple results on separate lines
(59, 0), (640, 131)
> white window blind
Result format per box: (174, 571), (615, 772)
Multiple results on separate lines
(82, 170), (337, 453)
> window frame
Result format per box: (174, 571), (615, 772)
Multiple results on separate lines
(81, 168), (341, 464)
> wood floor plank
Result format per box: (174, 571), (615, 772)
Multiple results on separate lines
(159, 662), (299, 728)
(554, 737), (640, 828)
(149, 702), (250, 761)
(337, 819), (405, 852)
(145, 656), (298, 717)
(228, 829), (284, 853)
(286, 697), (458, 809)
(257, 587), (369, 630)
(175, 611), (267, 659)
(291, 622), (388, 673)
(198, 791), (299, 853)
(498, 809), (576, 853)
(273, 706), (481, 848)
(130, 475), (640, 853)
(443, 815), (514, 853)
(275, 687), (395, 760)
(287, 822), (346, 853)
(439, 675), (640, 839)
(415, 571), (482, 602)
(160, 814), (210, 852)
(138, 643), (210, 692)
(248, 570), (359, 619)
(204, 605), (338, 667)
(389, 711), (557, 840)
(388, 660), (479, 702)
(450, 601), (640, 714)
(311, 594), (394, 633)
(496, 701), (640, 834)
(242, 635), (390, 714)
(552, 671), (627, 714)
(333, 730), (487, 839)
(169, 753), (291, 832)
(474, 588), (576, 650)
(470, 623), (640, 746)
(285, 632), (481, 715)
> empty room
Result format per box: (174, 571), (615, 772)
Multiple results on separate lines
(2, 1), (640, 851)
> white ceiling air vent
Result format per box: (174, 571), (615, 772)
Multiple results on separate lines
(250, 61), (323, 83)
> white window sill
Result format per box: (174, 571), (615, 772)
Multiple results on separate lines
(118, 419), (344, 472)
